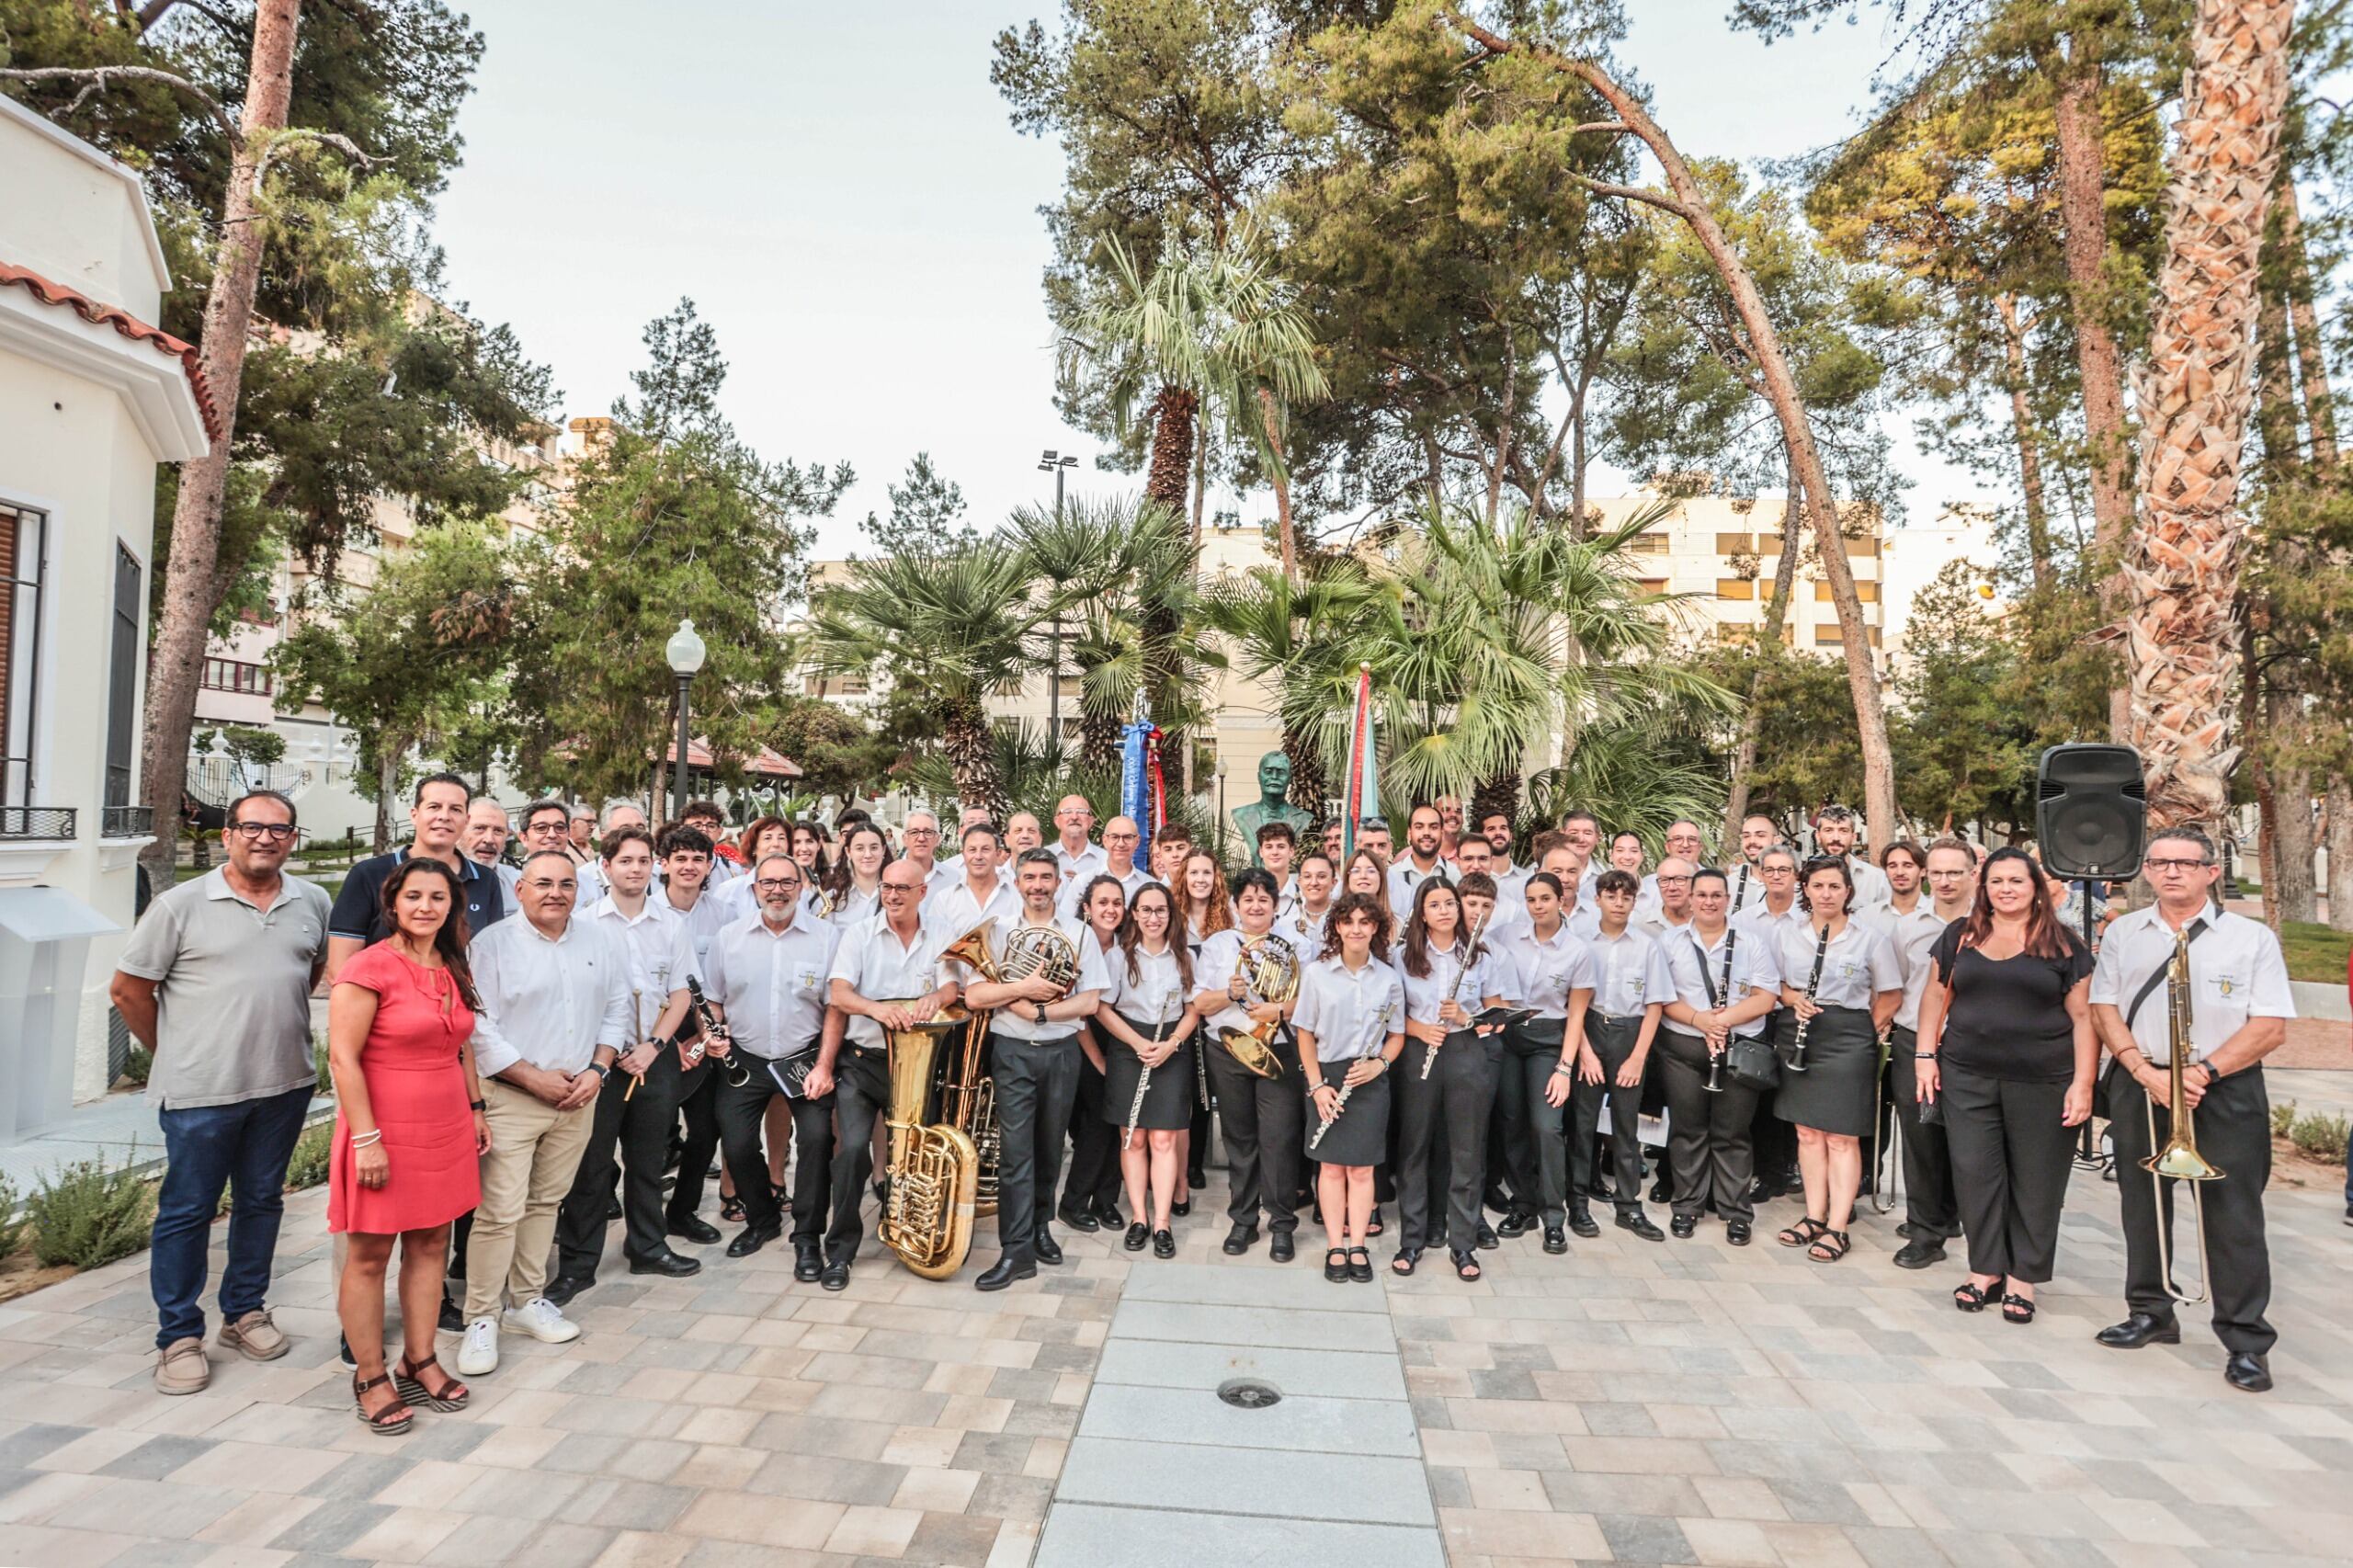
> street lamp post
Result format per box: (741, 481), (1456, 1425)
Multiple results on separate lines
(1039, 449), (1078, 752)
(665, 618), (707, 824)
(1213, 753), (1228, 860)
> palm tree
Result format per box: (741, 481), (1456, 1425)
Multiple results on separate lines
(2124, 0), (2293, 840)
(809, 544), (1046, 822)
(1199, 560), (1378, 812)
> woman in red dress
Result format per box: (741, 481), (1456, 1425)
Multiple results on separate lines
(327, 858), (490, 1435)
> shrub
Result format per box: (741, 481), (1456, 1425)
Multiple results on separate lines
(2272, 1099), (2298, 1138)
(2288, 1109), (2349, 1165)
(28, 1156), (154, 1269)
(121, 1045), (153, 1088)
(283, 1122), (335, 1190)
(315, 1038), (335, 1097)
(0, 1174), (27, 1257)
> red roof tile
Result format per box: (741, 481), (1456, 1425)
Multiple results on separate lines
(0, 259), (222, 446)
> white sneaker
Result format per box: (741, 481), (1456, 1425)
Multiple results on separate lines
(501, 1298), (581, 1345)
(455, 1315), (500, 1376)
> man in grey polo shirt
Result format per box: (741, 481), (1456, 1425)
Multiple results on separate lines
(111, 789), (330, 1395)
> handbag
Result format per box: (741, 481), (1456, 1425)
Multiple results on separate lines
(1725, 1033), (1780, 1091)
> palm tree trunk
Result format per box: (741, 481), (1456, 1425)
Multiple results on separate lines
(1259, 385), (1297, 581)
(1995, 293), (2055, 594)
(1472, 773), (1520, 838)
(1146, 384), (1198, 515)
(2325, 777), (2353, 932)
(1284, 718), (1328, 815)
(2050, 36), (2136, 740)
(2124, 0), (2293, 842)
(1078, 704), (1120, 774)
(139, 0), (303, 890)
(1722, 467), (1803, 842)
(943, 693), (1006, 824)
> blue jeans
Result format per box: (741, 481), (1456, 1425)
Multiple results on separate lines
(151, 1085), (313, 1348)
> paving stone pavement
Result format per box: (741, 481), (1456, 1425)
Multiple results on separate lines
(0, 1140), (2348, 1567)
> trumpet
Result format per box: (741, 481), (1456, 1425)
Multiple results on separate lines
(1422, 907), (1492, 1081)
(2143, 925), (2222, 1303)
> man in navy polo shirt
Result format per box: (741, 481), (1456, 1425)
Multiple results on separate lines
(325, 772), (507, 981)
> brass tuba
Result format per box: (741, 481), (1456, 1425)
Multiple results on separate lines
(1219, 933), (1300, 1079)
(2143, 924), (2222, 1303)
(878, 1007), (979, 1278)
(938, 921), (1005, 1218)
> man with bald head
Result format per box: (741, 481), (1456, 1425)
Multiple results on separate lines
(1006, 812), (1045, 858)
(1730, 813), (1779, 915)
(1062, 815), (1151, 919)
(1637, 857), (1698, 941)
(1051, 795), (1105, 889)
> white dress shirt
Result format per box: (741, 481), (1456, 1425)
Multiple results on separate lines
(926, 871), (1026, 945)
(1196, 926), (1304, 1039)
(1662, 923), (1784, 1041)
(1836, 854), (1893, 915)
(470, 915), (634, 1078)
(1396, 938), (1507, 1025)
(1053, 840), (1108, 888)
(974, 914), (1109, 1041)
(660, 882), (737, 966)
(1775, 918), (1902, 1009)
(1385, 856), (1454, 915)
(829, 915), (953, 1048)
(1061, 863), (1154, 922)
(1586, 926), (1674, 1018)
(2090, 903), (2295, 1064)
(1493, 920), (1597, 1019)
(823, 881), (883, 928)
(1101, 940), (1190, 1029)
(1634, 907), (1695, 945)
(1733, 899), (1810, 945)
(585, 894), (701, 1038)
(1292, 955), (1404, 1064)
(1725, 861), (1765, 916)
(702, 909), (840, 1060)
(1865, 899), (1956, 1032)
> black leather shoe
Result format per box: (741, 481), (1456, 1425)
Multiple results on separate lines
(1123, 1221), (1150, 1251)
(542, 1273), (593, 1306)
(1151, 1229), (1176, 1258)
(1589, 1179), (1617, 1203)
(1746, 1176), (1776, 1204)
(2096, 1312), (2181, 1349)
(1542, 1226), (1567, 1255)
(975, 1256), (1036, 1291)
(1095, 1200), (1124, 1229)
(1670, 1214), (1697, 1239)
(1726, 1221), (1753, 1246)
(2223, 1352), (2272, 1392)
(1496, 1210), (1537, 1239)
(628, 1247), (702, 1278)
(1169, 1198), (1191, 1218)
(1056, 1204), (1099, 1233)
(1895, 1221), (1918, 1239)
(1188, 1170), (1207, 1190)
(1567, 1208), (1600, 1239)
(725, 1223), (779, 1259)
(438, 1297), (464, 1333)
(1649, 1176), (1672, 1202)
(1483, 1185), (1512, 1215)
(1033, 1232), (1064, 1267)
(820, 1261), (850, 1292)
(1475, 1221), (1499, 1251)
(1269, 1231), (1295, 1263)
(668, 1215), (722, 1245)
(606, 1196), (624, 1221)
(1893, 1239), (1947, 1270)
(1222, 1223), (1259, 1256)
(793, 1243), (824, 1282)
(1616, 1210), (1665, 1243)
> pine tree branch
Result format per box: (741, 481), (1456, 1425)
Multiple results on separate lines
(0, 62), (238, 144)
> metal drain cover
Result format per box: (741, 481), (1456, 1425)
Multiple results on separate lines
(1217, 1379), (1282, 1409)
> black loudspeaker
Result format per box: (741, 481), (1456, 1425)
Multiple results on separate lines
(2036, 744), (2147, 879)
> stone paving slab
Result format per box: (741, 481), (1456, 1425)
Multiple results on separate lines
(1035, 1501), (1448, 1568)
(1077, 1381), (1422, 1455)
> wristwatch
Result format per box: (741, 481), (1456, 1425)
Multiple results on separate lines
(1032, 1001), (1049, 1024)
(592, 1062), (612, 1082)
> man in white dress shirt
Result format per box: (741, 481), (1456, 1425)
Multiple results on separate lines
(1386, 803), (1454, 911)
(1062, 816), (1153, 920)
(818, 859), (960, 1290)
(2090, 827), (2294, 1393)
(959, 849), (1108, 1291)
(657, 823), (732, 1244)
(1476, 808), (1525, 899)
(1636, 858), (1698, 942)
(1051, 794), (1108, 889)
(1726, 813), (1779, 915)
(929, 822), (1024, 938)
(899, 809), (950, 896)
(1812, 805), (1891, 915)
(933, 805), (995, 887)
(458, 851), (634, 1375)
(1870, 837), (1971, 1269)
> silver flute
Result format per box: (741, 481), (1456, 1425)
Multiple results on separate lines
(1421, 909), (1492, 1081)
(1309, 1001), (1393, 1152)
(1123, 992), (1180, 1151)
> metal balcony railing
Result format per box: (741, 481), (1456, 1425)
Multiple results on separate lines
(102, 805), (153, 837)
(0, 806), (77, 840)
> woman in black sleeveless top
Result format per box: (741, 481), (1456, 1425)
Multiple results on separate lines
(1914, 847), (2096, 1324)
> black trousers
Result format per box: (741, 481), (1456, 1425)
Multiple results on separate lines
(1496, 1020), (1570, 1226)
(825, 1046), (892, 1261)
(714, 1067), (834, 1243)
(555, 1057), (682, 1278)
(1656, 1028), (1758, 1224)
(2107, 1062), (2276, 1354)
(1395, 1028), (1497, 1253)
(1570, 1016), (1647, 1214)
(1884, 1026), (1957, 1240)
(1205, 1033), (1303, 1233)
(665, 1062), (719, 1226)
(994, 1032), (1081, 1264)
(1750, 1009), (1799, 1182)
(1062, 1041), (1123, 1217)
(1940, 1063), (2074, 1284)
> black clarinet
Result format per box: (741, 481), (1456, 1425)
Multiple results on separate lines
(686, 975), (746, 1087)
(1787, 924), (1829, 1074)
(1698, 927), (1736, 1094)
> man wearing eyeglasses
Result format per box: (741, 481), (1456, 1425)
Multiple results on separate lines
(1051, 794), (1106, 889)
(114, 790), (329, 1395)
(1635, 858), (1698, 942)
(2090, 827), (2295, 1393)
(899, 809), (949, 896)
(819, 861), (961, 1289)
(326, 773), (506, 983)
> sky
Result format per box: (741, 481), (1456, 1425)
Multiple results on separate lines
(429, 0), (1983, 559)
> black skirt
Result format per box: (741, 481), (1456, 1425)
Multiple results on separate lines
(1304, 1061), (1391, 1167)
(1773, 1004), (1879, 1137)
(1101, 1014), (1195, 1132)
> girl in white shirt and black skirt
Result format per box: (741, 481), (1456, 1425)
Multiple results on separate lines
(1296, 892), (1405, 1283)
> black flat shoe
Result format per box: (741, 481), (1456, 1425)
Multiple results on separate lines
(1056, 1205), (1099, 1234)
(1391, 1246), (1420, 1277)
(542, 1273), (593, 1307)
(725, 1224), (779, 1258)
(1542, 1226), (1567, 1255)
(1188, 1171), (1206, 1189)
(792, 1244), (824, 1282)
(1123, 1222), (1150, 1252)
(1568, 1210), (1600, 1240)
(668, 1216), (722, 1245)
(606, 1196), (623, 1221)
(2096, 1312), (2181, 1349)
(1095, 1201), (1123, 1229)
(1649, 1176), (1672, 1202)
(1496, 1210), (1537, 1239)
(1269, 1232), (1295, 1264)
(975, 1256), (1036, 1291)
(1616, 1210), (1665, 1243)
(1482, 1186), (1511, 1215)
(1725, 1221), (1752, 1246)
(1669, 1214), (1697, 1239)
(1366, 1207), (1385, 1237)
(1893, 1239), (1946, 1269)
(2224, 1352), (2272, 1392)
(1033, 1232), (1064, 1267)
(627, 1247), (701, 1278)
(1151, 1229), (1176, 1258)
(437, 1297), (464, 1333)
(1347, 1246), (1373, 1283)
(1170, 1198), (1191, 1218)
(1325, 1247), (1349, 1283)
(1222, 1224), (1259, 1256)
(820, 1261), (850, 1292)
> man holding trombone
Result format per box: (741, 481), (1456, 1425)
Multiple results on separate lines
(2089, 827), (2295, 1393)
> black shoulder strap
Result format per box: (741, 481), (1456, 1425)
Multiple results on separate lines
(2123, 915), (2208, 1032)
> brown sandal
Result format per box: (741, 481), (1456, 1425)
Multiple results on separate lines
(392, 1352), (470, 1411)
(352, 1372), (414, 1436)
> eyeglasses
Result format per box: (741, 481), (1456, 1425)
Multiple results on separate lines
(2143, 857), (2211, 873)
(1657, 875), (1692, 885)
(904, 827), (939, 839)
(755, 878), (801, 892)
(227, 822), (298, 842)
(881, 883), (923, 894)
